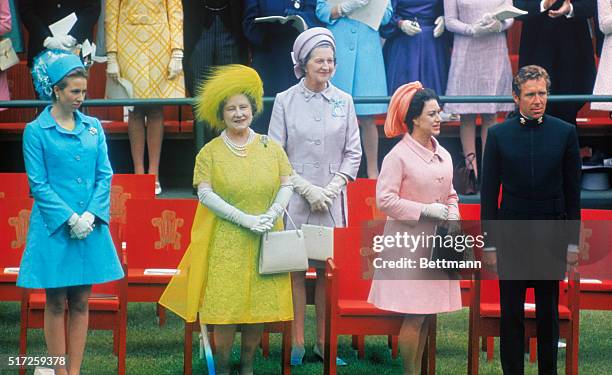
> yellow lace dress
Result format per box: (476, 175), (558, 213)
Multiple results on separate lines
(159, 134), (294, 324)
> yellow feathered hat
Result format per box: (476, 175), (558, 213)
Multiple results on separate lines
(194, 64), (264, 130)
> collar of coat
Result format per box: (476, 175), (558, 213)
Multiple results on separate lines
(518, 112), (545, 127)
(39, 105), (95, 133)
(298, 79), (335, 102)
(402, 133), (445, 163)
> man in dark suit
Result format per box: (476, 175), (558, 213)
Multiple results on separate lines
(513, 0), (596, 126)
(481, 65), (581, 375)
(182, 0), (248, 150)
(18, 0), (100, 67)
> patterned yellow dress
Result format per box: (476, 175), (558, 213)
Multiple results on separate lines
(105, 0), (185, 99)
(159, 134), (294, 324)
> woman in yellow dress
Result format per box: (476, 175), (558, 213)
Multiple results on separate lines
(159, 65), (294, 375)
(105, 0), (185, 194)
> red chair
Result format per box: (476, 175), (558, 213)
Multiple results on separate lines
(124, 198), (197, 325)
(0, 173), (30, 198)
(324, 227), (437, 375)
(467, 270), (580, 375)
(183, 320), (292, 375)
(109, 174), (156, 243)
(19, 247), (128, 375)
(0, 198), (33, 301)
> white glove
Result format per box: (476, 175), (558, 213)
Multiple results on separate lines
(400, 20), (422, 36)
(433, 16), (445, 38)
(339, 0), (370, 15)
(291, 173), (334, 212)
(324, 174), (348, 200)
(470, 15), (502, 36)
(198, 185), (274, 233)
(421, 203), (449, 221)
(106, 52), (120, 80)
(167, 49), (183, 80)
(264, 183), (294, 221)
(68, 212), (94, 240)
(44, 35), (76, 50)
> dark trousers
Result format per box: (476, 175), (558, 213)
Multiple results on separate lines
(499, 280), (560, 375)
(187, 15), (246, 151)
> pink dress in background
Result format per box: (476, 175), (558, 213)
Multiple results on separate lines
(367, 134), (462, 314)
(443, 0), (514, 114)
(0, 0), (11, 102)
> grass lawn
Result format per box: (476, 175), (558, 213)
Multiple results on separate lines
(1, 302), (611, 374)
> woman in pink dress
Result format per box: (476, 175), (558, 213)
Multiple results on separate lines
(0, 0), (12, 104)
(368, 82), (461, 375)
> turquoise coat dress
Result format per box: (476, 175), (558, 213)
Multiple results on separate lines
(17, 107), (124, 289)
(316, 0), (392, 116)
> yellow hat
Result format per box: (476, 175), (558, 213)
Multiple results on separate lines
(194, 64), (264, 130)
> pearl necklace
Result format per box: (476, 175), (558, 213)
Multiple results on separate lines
(221, 129), (255, 157)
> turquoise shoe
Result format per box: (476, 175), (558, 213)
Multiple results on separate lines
(313, 345), (347, 366)
(290, 346), (305, 366)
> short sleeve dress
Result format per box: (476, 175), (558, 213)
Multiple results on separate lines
(159, 134), (294, 324)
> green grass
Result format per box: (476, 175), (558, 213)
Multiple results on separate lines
(1, 302), (611, 374)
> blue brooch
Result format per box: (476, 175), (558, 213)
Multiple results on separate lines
(89, 127), (98, 136)
(330, 98), (346, 117)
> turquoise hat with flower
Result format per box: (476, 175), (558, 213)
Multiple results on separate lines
(31, 49), (84, 100)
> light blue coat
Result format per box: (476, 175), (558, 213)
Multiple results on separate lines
(17, 107), (123, 288)
(316, 0), (393, 115)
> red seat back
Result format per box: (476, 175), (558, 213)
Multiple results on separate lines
(347, 178), (385, 226)
(333, 226), (378, 301)
(0, 198), (33, 270)
(0, 173), (30, 198)
(124, 198), (198, 269)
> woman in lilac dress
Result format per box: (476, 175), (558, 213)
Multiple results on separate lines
(381, 0), (450, 95)
(444, 0), (514, 181)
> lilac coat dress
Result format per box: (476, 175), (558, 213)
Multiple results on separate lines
(592, 0), (612, 111)
(268, 80), (362, 230)
(0, 0), (11, 102)
(444, 0), (514, 114)
(368, 134), (461, 314)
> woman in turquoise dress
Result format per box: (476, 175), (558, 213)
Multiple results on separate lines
(17, 50), (123, 375)
(160, 65), (294, 375)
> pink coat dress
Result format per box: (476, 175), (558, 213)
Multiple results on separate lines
(0, 0), (11, 102)
(367, 133), (462, 314)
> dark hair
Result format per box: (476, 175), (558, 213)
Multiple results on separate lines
(404, 88), (440, 133)
(216, 93), (259, 122)
(52, 68), (88, 102)
(512, 65), (550, 96)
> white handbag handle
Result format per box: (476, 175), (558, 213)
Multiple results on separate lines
(263, 207), (303, 240)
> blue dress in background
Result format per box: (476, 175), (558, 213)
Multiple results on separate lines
(316, 0), (392, 116)
(381, 0), (450, 95)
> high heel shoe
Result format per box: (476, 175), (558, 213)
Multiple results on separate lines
(290, 346), (305, 365)
(313, 344), (347, 366)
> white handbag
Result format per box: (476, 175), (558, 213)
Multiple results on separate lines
(302, 211), (335, 261)
(0, 38), (19, 71)
(259, 209), (308, 275)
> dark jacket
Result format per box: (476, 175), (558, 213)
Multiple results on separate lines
(513, 0), (596, 122)
(182, 0), (246, 63)
(480, 114), (581, 279)
(18, 0), (101, 66)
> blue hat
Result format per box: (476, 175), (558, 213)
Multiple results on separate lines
(47, 53), (84, 85)
(31, 49), (85, 100)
